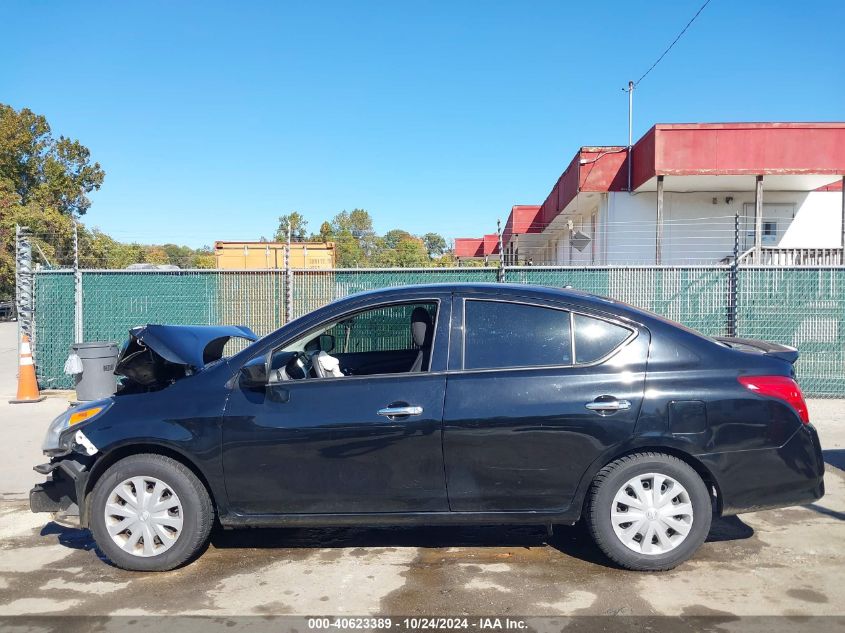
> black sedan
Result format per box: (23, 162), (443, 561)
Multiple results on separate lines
(30, 283), (824, 572)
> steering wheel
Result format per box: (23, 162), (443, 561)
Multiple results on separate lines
(284, 351), (314, 380)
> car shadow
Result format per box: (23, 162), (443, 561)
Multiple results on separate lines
(823, 449), (845, 471)
(42, 515), (755, 570)
(704, 514), (754, 542)
(209, 521), (623, 568)
(40, 522), (101, 554)
(209, 515), (755, 569)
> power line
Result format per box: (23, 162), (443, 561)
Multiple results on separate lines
(635, 0), (713, 86)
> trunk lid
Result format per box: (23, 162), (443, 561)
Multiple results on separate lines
(115, 324), (258, 389)
(714, 336), (799, 364)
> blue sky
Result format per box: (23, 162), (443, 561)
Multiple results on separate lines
(2, 1), (843, 247)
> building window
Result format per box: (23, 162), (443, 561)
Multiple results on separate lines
(742, 203), (794, 248)
(745, 220), (778, 246)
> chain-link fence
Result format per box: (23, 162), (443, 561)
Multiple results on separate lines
(29, 266), (845, 396)
(736, 267), (845, 396)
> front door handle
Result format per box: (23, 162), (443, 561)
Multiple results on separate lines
(585, 398), (631, 413)
(377, 405), (423, 418)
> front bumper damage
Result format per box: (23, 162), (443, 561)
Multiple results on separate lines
(30, 455), (95, 528)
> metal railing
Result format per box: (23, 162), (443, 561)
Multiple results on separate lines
(737, 247), (844, 266)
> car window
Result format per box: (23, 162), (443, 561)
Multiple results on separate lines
(573, 313), (632, 364)
(325, 303), (435, 354)
(464, 300), (572, 370)
(268, 301), (438, 380)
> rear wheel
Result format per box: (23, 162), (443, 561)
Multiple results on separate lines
(586, 452), (711, 571)
(89, 454), (213, 571)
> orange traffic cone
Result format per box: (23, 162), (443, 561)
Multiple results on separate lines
(9, 334), (46, 404)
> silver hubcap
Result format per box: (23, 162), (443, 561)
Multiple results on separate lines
(610, 472), (693, 555)
(104, 476), (183, 557)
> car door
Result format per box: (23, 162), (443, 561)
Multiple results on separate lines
(221, 296), (450, 515)
(442, 293), (649, 512)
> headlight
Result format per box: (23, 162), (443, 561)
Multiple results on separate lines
(42, 400), (113, 455)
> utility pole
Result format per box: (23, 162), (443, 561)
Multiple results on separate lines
(627, 80), (634, 192)
(73, 220), (83, 344)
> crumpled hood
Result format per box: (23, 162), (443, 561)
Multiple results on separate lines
(115, 324), (258, 389)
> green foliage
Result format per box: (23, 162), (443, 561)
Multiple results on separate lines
(394, 237), (430, 267)
(422, 232), (447, 258)
(375, 231), (429, 267)
(382, 229), (414, 250)
(318, 221), (332, 242)
(0, 104), (104, 217)
(329, 209), (377, 267)
(277, 209), (453, 269)
(274, 212), (309, 242)
(433, 252), (459, 267)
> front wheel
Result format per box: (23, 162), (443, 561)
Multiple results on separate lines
(89, 454), (213, 571)
(586, 452), (712, 571)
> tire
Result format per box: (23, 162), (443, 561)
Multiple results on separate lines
(89, 454), (213, 571)
(586, 452), (712, 571)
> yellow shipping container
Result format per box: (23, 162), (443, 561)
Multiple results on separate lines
(214, 241), (336, 269)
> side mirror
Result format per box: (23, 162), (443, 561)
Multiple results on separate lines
(318, 334), (335, 353)
(239, 357), (268, 387)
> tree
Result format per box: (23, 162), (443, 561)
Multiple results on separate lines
(144, 246), (170, 265)
(0, 203), (75, 276)
(0, 104), (106, 295)
(318, 221), (332, 242)
(0, 104), (105, 217)
(370, 237), (398, 267)
(274, 212), (308, 242)
(83, 229), (144, 268)
(161, 243), (192, 264)
(433, 251), (458, 267)
(334, 234), (367, 268)
(331, 209), (377, 267)
(371, 230), (430, 267)
(191, 245), (215, 269)
(422, 232), (447, 258)
(382, 229), (414, 250)
(394, 236), (429, 267)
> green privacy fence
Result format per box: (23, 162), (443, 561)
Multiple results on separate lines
(736, 267), (845, 397)
(506, 267), (729, 336)
(31, 266), (845, 396)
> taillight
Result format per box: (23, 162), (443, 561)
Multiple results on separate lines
(738, 375), (810, 424)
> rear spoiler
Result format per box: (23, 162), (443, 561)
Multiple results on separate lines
(714, 336), (799, 364)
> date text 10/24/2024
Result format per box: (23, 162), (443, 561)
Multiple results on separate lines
(307, 618), (529, 630)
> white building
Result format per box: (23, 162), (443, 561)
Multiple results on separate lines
(456, 123), (845, 266)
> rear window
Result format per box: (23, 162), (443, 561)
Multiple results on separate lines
(573, 314), (632, 363)
(464, 300), (572, 370)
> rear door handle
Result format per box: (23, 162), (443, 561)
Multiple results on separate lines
(377, 406), (423, 418)
(585, 398), (631, 413)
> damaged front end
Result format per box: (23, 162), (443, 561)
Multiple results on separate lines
(31, 323), (258, 526)
(30, 453), (95, 527)
(115, 324), (257, 393)
(31, 401), (109, 527)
